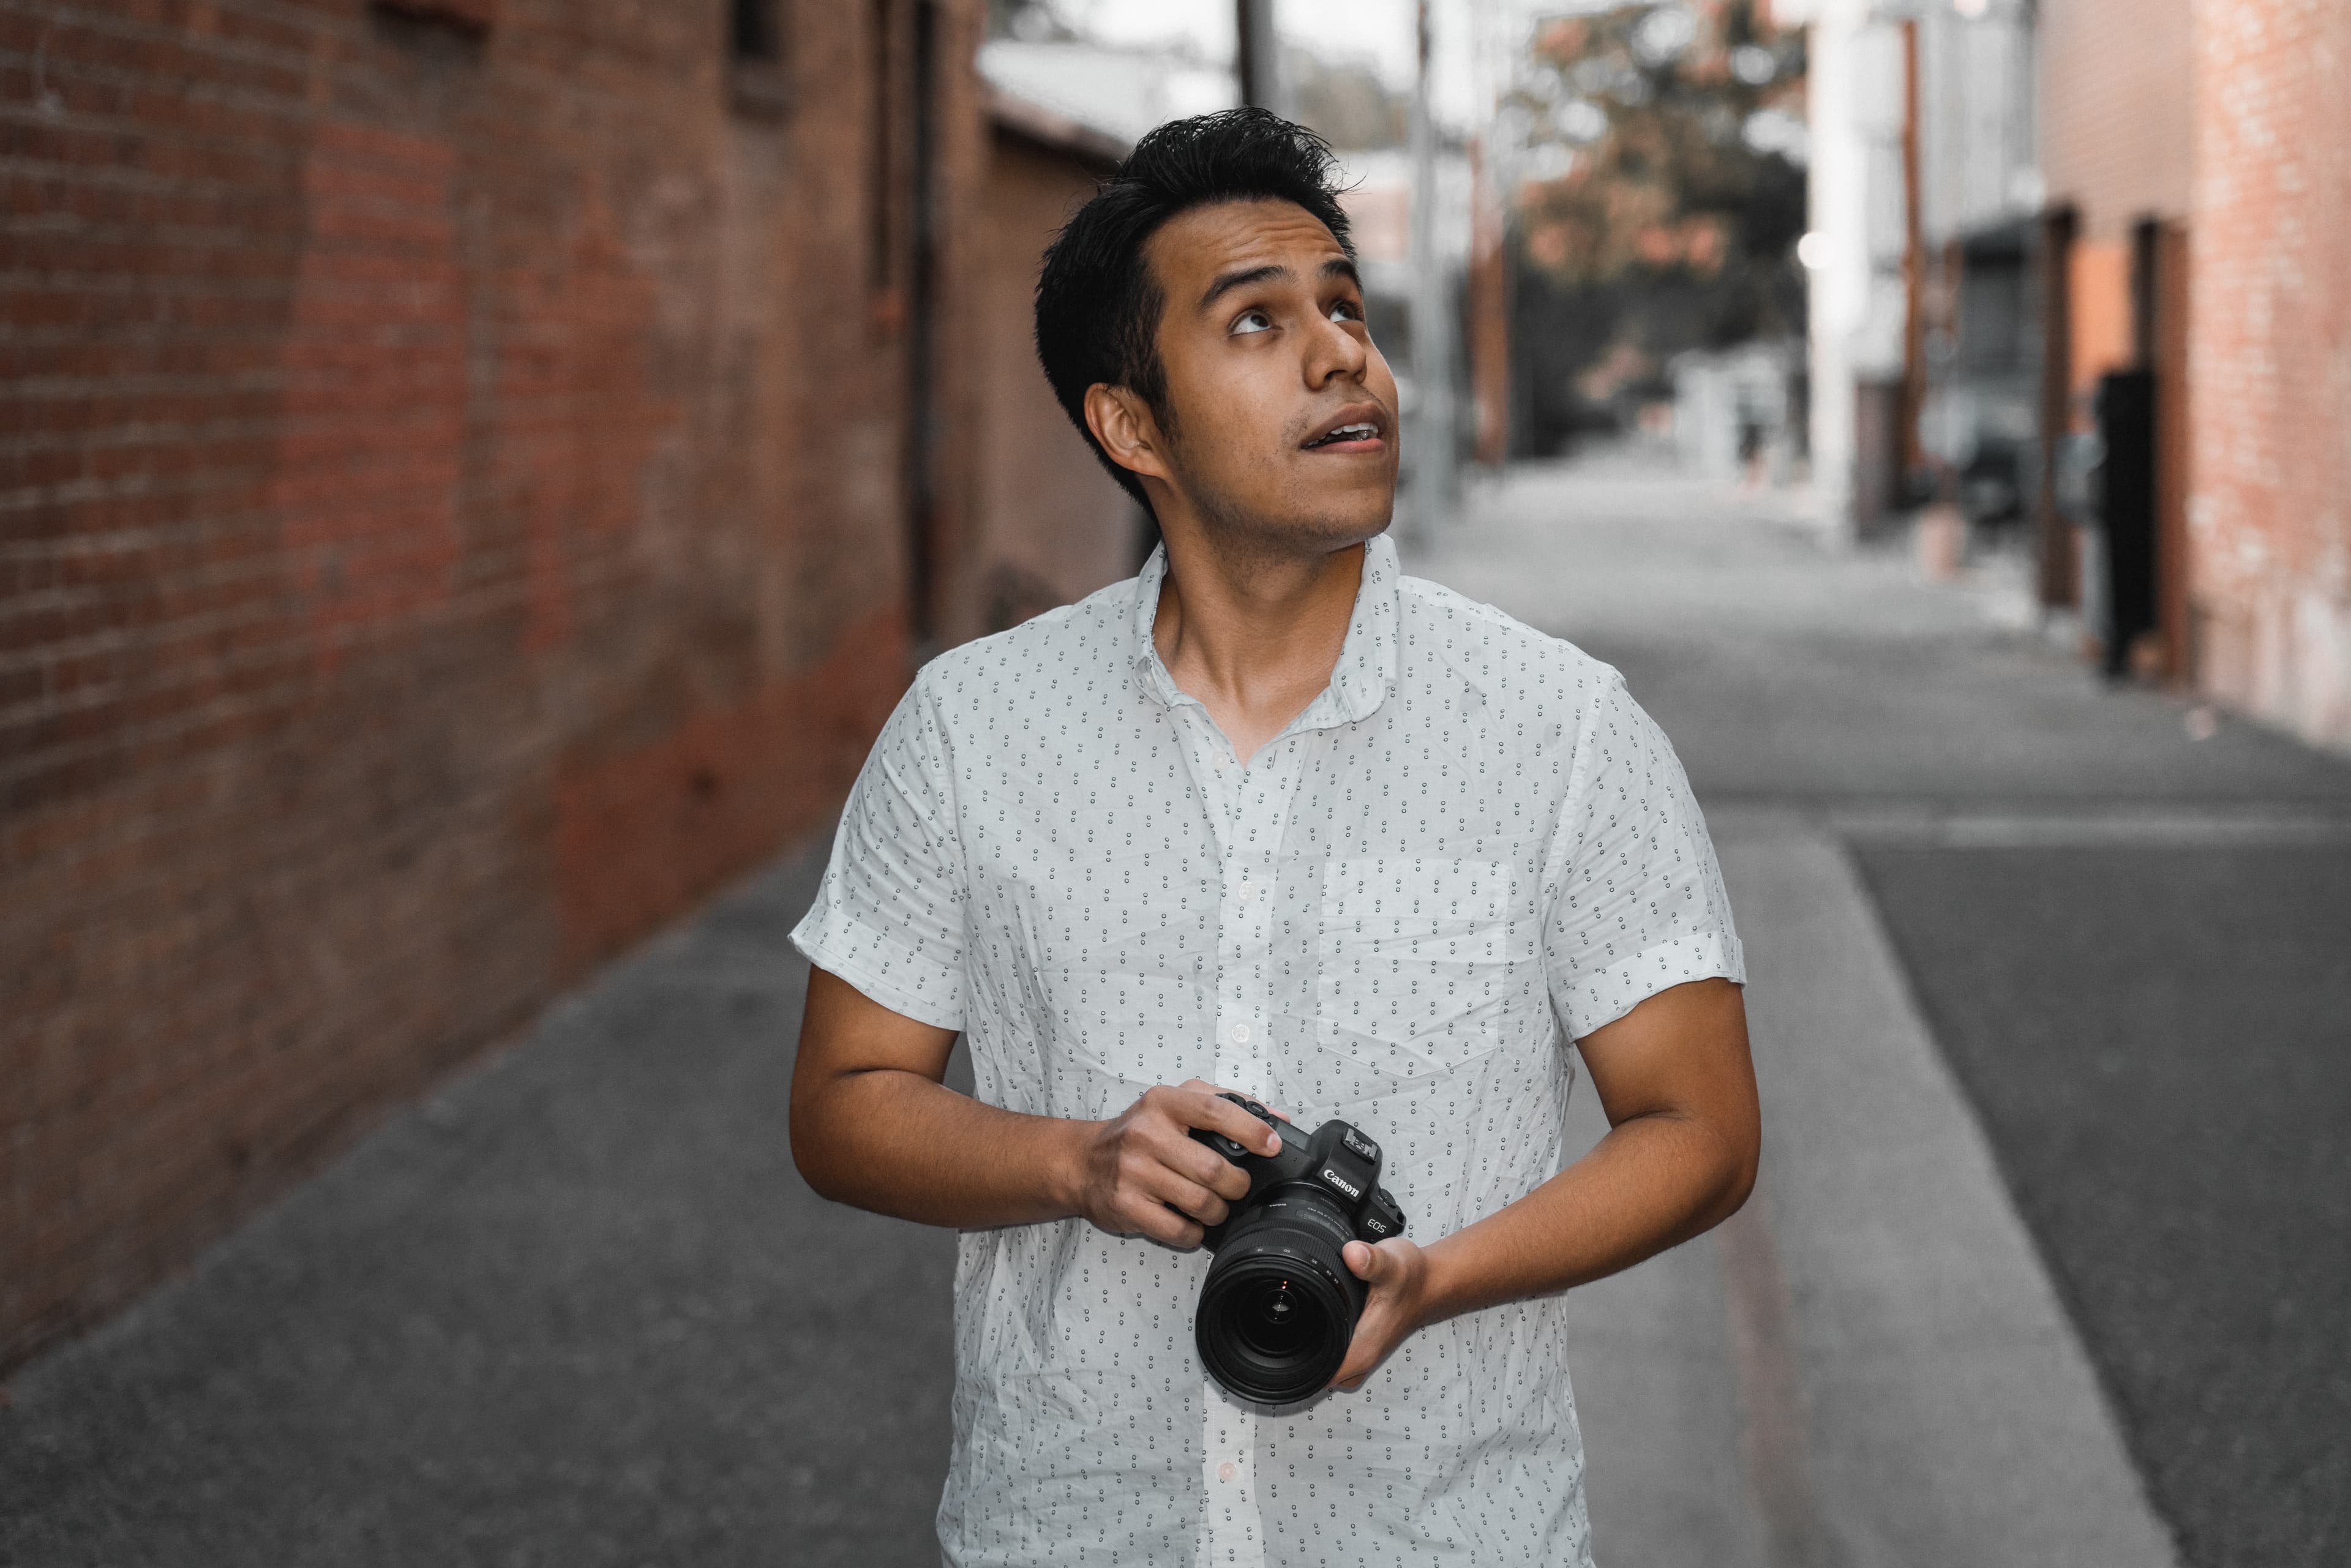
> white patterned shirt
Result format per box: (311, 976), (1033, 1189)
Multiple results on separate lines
(793, 533), (1743, 1567)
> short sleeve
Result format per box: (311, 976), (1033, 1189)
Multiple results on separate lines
(790, 673), (968, 1030)
(1540, 670), (1744, 1040)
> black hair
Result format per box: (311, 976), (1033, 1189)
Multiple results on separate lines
(1033, 108), (1355, 511)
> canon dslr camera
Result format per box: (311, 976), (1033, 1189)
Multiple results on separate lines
(1189, 1093), (1408, 1405)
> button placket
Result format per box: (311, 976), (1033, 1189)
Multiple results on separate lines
(1210, 749), (1302, 1093)
(1198, 1390), (1267, 1567)
(1199, 744), (1308, 1568)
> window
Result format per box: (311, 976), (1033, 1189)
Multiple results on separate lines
(372, 0), (497, 31)
(730, 0), (779, 62)
(729, 0), (791, 118)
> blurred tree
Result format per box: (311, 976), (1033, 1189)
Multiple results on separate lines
(1287, 46), (1407, 151)
(1504, 0), (1807, 448)
(986, 0), (1074, 42)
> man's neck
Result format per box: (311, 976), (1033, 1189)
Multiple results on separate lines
(1151, 528), (1368, 766)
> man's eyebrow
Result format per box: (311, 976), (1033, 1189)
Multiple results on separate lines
(1196, 255), (1363, 313)
(1198, 263), (1289, 313)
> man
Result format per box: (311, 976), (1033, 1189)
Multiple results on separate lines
(790, 110), (1758, 1566)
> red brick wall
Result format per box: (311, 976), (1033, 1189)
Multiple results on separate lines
(2039, 0), (2194, 240)
(953, 123), (1140, 642)
(2187, 0), (2351, 749)
(0, 0), (985, 1368)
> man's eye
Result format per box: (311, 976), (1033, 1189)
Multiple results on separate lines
(1231, 309), (1272, 336)
(1328, 299), (1362, 323)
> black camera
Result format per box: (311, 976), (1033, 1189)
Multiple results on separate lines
(1189, 1093), (1408, 1405)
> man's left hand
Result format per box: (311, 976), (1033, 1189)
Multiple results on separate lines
(1329, 1237), (1435, 1390)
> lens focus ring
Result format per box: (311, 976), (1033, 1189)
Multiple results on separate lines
(1193, 1198), (1363, 1405)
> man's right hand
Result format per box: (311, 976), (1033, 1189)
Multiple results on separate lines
(1067, 1081), (1286, 1248)
(795, 972), (1297, 1239)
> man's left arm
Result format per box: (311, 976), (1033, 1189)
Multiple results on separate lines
(1329, 973), (1758, 1389)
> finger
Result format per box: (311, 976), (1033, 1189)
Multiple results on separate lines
(1175, 1082), (1286, 1154)
(1116, 1140), (1231, 1225)
(1167, 1137), (1254, 1202)
(1150, 1169), (1231, 1228)
(1203, 1097), (1285, 1156)
(1194, 1079), (1298, 1123)
(1343, 1240), (1383, 1281)
(1122, 1196), (1205, 1249)
(1329, 1324), (1384, 1390)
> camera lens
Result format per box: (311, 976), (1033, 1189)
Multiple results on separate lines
(1237, 1279), (1313, 1359)
(1194, 1195), (1362, 1405)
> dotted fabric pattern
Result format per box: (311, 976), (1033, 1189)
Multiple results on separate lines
(794, 533), (1743, 1568)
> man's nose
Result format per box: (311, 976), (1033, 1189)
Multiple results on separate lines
(1303, 312), (1368, 386)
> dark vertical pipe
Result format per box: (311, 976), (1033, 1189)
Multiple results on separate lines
(2034, 204), (2078, 609)
(1235, 0), (1278, 110)
(905, 0), (939, 648)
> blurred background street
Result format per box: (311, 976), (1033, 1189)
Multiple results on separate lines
(4, 1), (2348, 1564)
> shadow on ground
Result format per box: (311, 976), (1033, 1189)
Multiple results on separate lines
(0, 842), (954, 1568)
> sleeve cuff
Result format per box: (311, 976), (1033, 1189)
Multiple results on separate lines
(1558, 929), (1745, 1042)
(790, 911), (966, 1033)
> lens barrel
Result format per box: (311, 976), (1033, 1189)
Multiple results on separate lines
(1193, 1191), (1363, 1405)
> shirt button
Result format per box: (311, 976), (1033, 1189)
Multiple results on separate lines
(1237, 880), (1258, 902)
(1218, 1461), (1238, 1482)
(1231, 1024), (1251, 1045)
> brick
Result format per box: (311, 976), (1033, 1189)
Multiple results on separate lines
(0, 0), (1121, 1375)
(2184, 0), (2351, 749)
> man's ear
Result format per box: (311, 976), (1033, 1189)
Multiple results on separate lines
(1084, 384), (1171, 486)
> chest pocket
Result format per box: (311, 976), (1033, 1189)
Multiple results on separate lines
(1314, 857), (1543, 1075)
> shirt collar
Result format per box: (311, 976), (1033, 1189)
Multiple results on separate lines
(1128, 532), (1401, 727)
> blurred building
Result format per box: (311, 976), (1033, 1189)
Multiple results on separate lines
(1787, 0), (2350, 751)
(2030, 0), (2194, 679)
(1329, 145), (1479, 509)
(969, 86), (1150, 626)
(1911, 0), (2039, 538)
(1671, 340), (1800, 483)
(975, 34), (1238, 146)
(1783, 0), (1911, 536)
(2184, 0), (2350, 749)
(1, 0), (1134, 1368)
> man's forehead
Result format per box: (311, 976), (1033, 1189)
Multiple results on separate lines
(1146, 198), (1346, 288)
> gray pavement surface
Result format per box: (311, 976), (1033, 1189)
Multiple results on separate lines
(6, 449), (2347, 1566)
(0, 851), (951, 1567)
(1430, 452), (2351, 1568)
(1854, 844), (2351, 1568)
(1555, 812), (2180, 1568)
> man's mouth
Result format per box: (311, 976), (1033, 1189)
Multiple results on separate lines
(1303, 420), (1383, 449)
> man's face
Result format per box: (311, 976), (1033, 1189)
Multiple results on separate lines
(1129, 198), (1401, 551)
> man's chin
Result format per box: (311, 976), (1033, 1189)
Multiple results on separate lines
(1270, 481), (1398, 547)
(1253, 509), (1392, 560)
(1174, 472), (1396, 557)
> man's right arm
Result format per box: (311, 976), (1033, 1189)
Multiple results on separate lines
(788, 967), (1281, 1243)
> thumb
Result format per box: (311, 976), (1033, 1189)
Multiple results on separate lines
(1343, 1240), (1385, 1282)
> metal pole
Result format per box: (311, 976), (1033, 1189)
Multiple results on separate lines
(1407, 0), (1455, 546)
(1235, 0), (1279, 111)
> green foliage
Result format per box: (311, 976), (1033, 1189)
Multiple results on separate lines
(1507, 0), (1807, 427)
